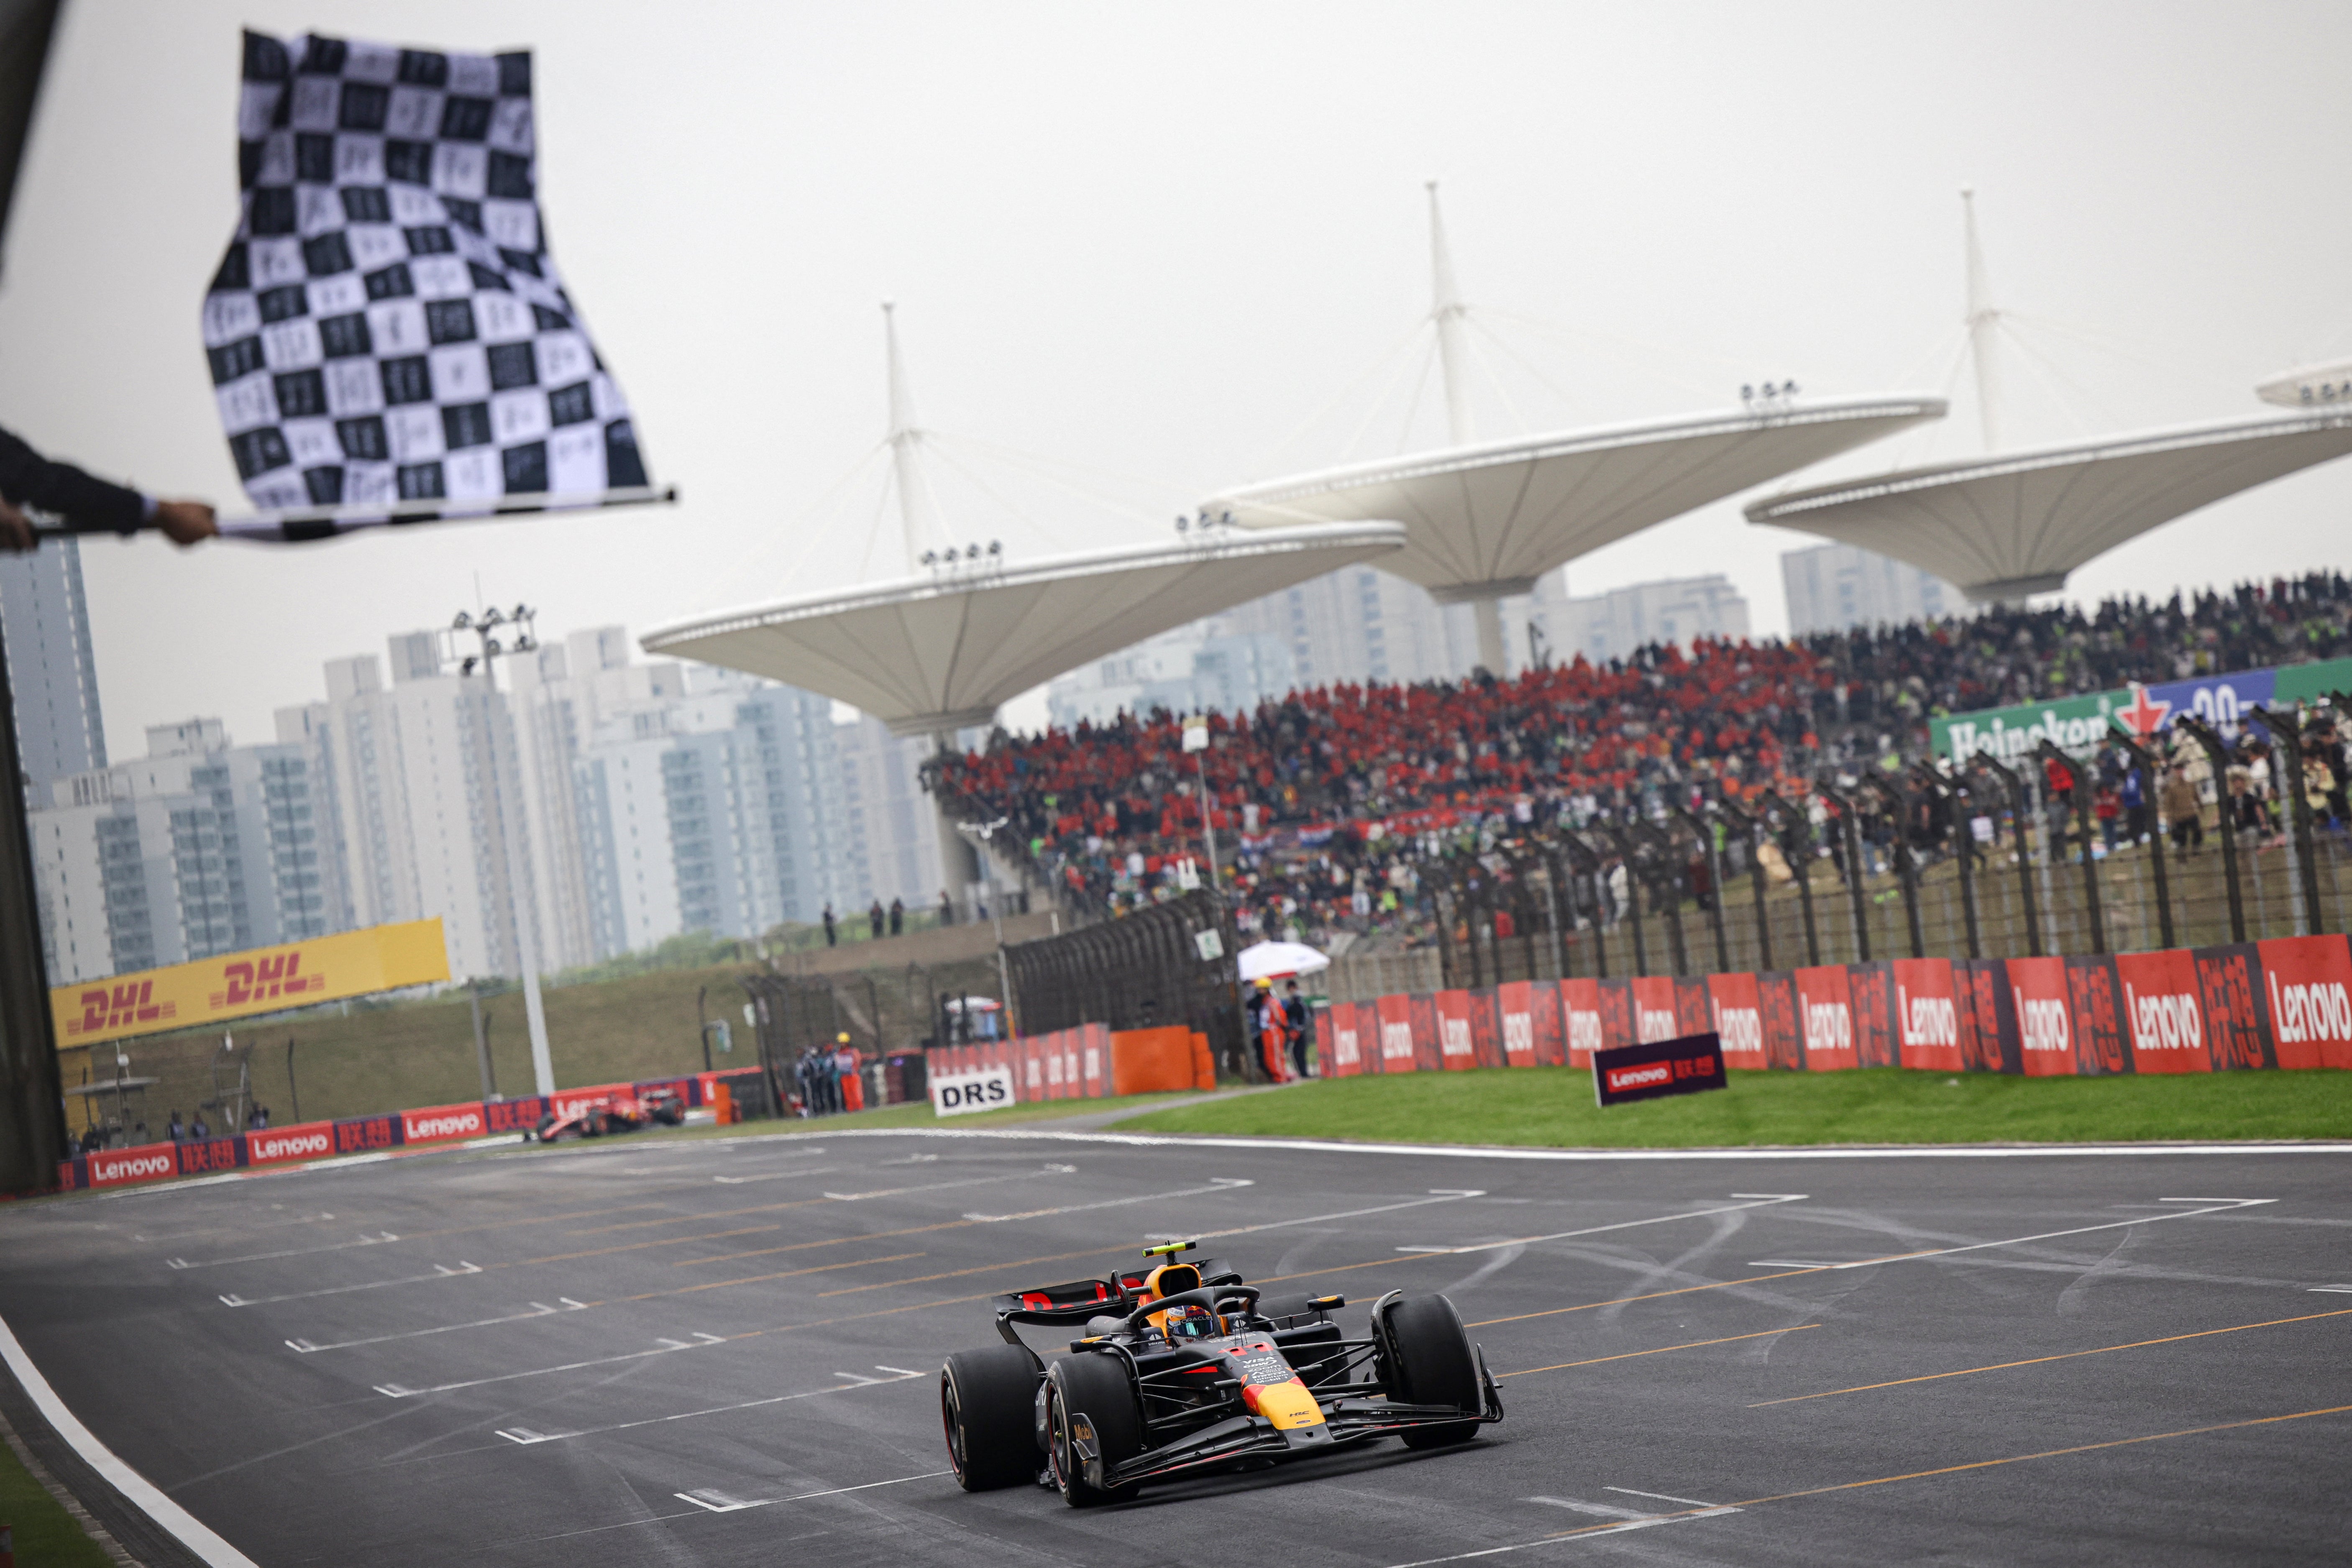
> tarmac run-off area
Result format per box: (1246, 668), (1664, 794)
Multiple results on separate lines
(3, 1128), (2348, 1566)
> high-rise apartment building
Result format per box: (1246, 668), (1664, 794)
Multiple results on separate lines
(1, 537), (106, 803)
(1781, 542), (1964, 636)
(1532, 573), (1751, 666)
(31, 719), (338, 984)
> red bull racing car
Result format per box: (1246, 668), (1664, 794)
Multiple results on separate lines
(941, 1241), (1503, 1506)
(530, 1086), (685, 1141)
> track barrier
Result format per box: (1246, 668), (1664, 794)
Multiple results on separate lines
(54, 1067), (764, 1193)
(55, 932), (2350, 1193)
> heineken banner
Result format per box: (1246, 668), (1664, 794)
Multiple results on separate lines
(1930, 656), (2352, 763)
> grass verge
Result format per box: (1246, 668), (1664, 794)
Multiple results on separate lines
(0, 1430), (115, 1568)
(1108, 1067), (2352, 1149)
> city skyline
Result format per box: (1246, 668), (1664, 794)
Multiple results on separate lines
(3, 3), (2347, 763)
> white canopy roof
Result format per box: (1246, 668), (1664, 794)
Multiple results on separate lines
(1743, 409), (2352, 602)
(641, 522), (1406, 738)
(1202, 395), (1944, 602)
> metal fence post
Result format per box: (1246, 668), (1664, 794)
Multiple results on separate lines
(1816, 780), (1872, 963)
(2105, 722), (2176, 951)
(1669, 802), (1732, 974)
(1761, 790), (1822, 967)
(2250, 704), (2327, 936)
(1861, 775), (1925, 958)
(1972, 755), (2043, 957)
(1719, 799), (1774, 972)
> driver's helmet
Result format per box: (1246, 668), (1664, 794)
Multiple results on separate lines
(1153, 1300), (1221, 1340)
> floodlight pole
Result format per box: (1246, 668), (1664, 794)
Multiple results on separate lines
(1962, 187), (2001, 452)
(449, 605), (555, 1097)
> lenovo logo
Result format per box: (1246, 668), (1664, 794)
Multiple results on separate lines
(1380, 1020), (1416, 1061)
(1566, 1010), (1602, 1058)
(1712, 1005), (1762, 1056)
(1901, 990), (1958, 1047)
(1439, 1017), (1473, 1058)
(90, 1149), (175, 1186)
(2017, 992), (2071, 1054)
(1605, 1064), (1672, 1091)
(2268, 976), (2352, 1046)
(1334, 1027), (1362, 1066)
(2124, 985), (2203, 1052)
(1803, 1002), (1852, 1054)
(402, 1108), (484, 1142)
(1501, 1012), (1533, 1057)
(1636, 1007), (1678, 1044)
(248, 1129), (330, 1163)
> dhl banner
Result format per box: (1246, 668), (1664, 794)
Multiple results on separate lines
(51, 919), (451, 1049)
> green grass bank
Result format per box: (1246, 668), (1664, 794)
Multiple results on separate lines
(1107, 1067), (2352, 1149)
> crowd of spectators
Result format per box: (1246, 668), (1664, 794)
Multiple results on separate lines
(928, 573), (2352, 945)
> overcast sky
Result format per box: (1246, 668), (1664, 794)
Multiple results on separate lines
(5, 0), (2349, 760)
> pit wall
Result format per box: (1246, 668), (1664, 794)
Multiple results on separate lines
(54, 1067), (765, 1193)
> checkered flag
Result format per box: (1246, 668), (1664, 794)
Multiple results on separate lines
(202, 31), (655, 539)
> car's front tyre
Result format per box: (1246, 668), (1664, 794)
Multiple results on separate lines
(1382, 1293), (1483, 1449)
(1045, 1354), (1142, 1507)
(942, 1346), (1039, 1491)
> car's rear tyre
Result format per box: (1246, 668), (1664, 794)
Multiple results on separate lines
(1045, 1354), (1142, 1507)
(584, 1110), (608, 1137)
(941, 1346), (1038, 1491)
(532, 1115), (554, 1141)
(1384, 1294), (1482, 1449)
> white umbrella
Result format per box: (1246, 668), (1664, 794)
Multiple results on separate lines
(943, 996), (1002, 1013)
(1238, 941), (1329, 982)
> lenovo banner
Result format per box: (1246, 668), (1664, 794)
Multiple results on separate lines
(1594, 1032), (1729, 1108)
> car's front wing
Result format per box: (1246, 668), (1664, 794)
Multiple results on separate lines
(1083, 1346), (1505, 1491)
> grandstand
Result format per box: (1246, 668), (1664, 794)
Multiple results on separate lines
(930, 572), (2352, 978)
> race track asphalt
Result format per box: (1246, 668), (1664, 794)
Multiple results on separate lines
(3, 1126), (2348, 1567)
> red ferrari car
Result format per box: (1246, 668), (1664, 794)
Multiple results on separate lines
(531, 1087), (686, 1141)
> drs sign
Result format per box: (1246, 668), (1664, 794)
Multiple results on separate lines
(930, 1066), (1016, 1118)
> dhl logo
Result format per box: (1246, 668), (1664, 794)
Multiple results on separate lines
(210, 950), (326, 1008)
(69, 979), (177, 1036)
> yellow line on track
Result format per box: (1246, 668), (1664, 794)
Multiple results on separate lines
(1750, 1307), (2352, 1406)
(1499, 1325), (1819, 1379)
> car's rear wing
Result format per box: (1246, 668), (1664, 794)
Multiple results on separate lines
(992, 1259), (1240, 1344)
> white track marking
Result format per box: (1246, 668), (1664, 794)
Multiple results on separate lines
(1797, 1197), (2275, 1269)
(219, 1260), (480, 1307)
(1526, 1496), (1656, 1519)
(375, 1331), (725, 1397)
(775, 1127), (2352, 1160)
(1195, 1189), (1485, 1241)
(1603, 1487), (1720, 1507)
(0, 1308), (260, 1566)
(1748, 1260), (1849, 1268)
(169, 1231), (398, 1269)
(494, 1366), (924, 1445)
(1383, 1509), (1743, 1565)
(711, 1165), (836, 1185)
(2309, 1286), (2352, 1294)
(970, 1176), (1251, 1223)
(828, 1166), (1071, 1202)
(1398, 1195), (1807, 1255)
(285, 1298), (589, 1353)
(671, 1468), (951, 1513)
(135, 1211), (335, 1243)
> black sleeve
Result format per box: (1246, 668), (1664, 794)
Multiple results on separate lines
(0, 425), (146, 535)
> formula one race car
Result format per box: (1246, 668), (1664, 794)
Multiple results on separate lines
(530, 1086), (685, 1142)
(941, 1241), (1502, 1506)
